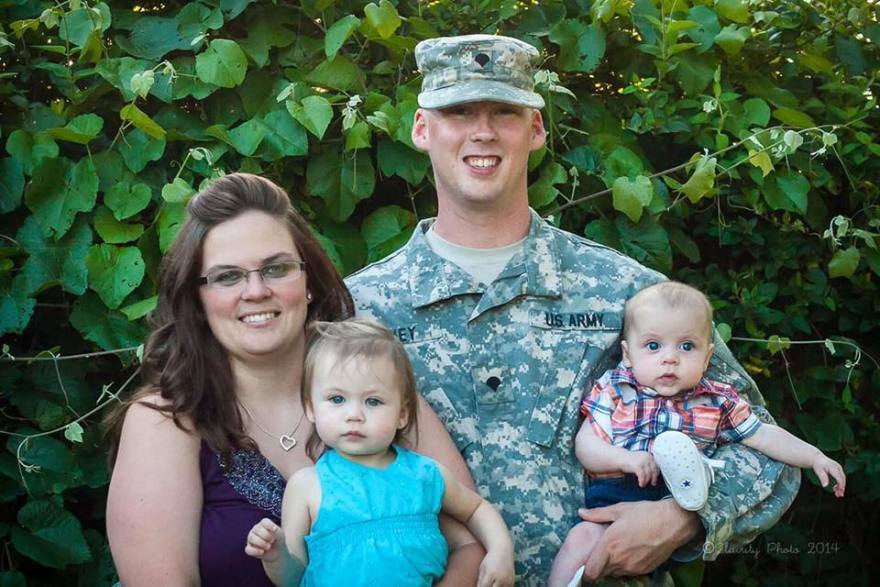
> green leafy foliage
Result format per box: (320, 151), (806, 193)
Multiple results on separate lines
(1, 0), (877, 583)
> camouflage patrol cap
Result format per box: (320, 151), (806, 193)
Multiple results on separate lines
(415, 34), (545, 109)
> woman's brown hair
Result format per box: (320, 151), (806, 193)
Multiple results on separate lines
(300, 319), (419, 462)
(106, 173), (354, 465)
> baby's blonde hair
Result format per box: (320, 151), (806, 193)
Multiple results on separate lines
(623, 281), (713, 341)
(301, 318), (419, 461)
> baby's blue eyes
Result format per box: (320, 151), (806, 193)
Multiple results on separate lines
(681, 342), (695, 351)
(646, 341), (660, 351)
(327, 396), (384, 406)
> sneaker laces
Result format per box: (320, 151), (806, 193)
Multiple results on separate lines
(702, 456), (726, 484)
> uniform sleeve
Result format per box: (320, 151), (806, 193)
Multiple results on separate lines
(690, 334), (801, 562)
(579, 374), (617, 445)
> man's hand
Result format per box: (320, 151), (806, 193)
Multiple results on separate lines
(578, 499), (701, 580)
(618, 451), (660, 488)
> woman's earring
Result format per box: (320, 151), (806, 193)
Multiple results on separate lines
(306, 292), (313, 302)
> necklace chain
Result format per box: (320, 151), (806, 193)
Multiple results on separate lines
(238, 400), (306, 452)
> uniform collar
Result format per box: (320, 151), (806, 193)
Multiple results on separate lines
(408, 209), (563, 308)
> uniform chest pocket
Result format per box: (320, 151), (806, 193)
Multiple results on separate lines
(523, 326), (620, 448)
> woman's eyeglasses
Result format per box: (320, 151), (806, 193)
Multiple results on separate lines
(198, 260), (306, 288)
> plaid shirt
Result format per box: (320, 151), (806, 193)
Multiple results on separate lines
(580, 364), (761, 467)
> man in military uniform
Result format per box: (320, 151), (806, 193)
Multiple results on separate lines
(346, 34), (800, 585)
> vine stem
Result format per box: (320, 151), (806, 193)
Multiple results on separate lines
(728, 337), (879, 369)
(0, 346), (139, 362)
(545, 114), (867, 218)
(7, 367), (140, 495)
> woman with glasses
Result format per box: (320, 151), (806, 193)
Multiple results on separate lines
(105, 173), (355, 586)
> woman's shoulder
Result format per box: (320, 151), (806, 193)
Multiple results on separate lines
(119, 388), (198, 446)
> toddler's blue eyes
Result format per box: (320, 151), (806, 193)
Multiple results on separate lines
(646, 342), (660, 351)
(365, 398), (382, 407)
(329, 396), (345, 404)
(681, 342), (695, 351)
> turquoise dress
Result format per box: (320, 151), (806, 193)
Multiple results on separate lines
(301, 446), (448, 586)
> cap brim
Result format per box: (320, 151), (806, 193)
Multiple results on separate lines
(418, 79), (545, 109)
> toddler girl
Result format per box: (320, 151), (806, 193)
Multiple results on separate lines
(246, 319), (514, 586)
(548, 281), (846, 586)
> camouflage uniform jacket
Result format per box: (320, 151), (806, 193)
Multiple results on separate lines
(345, 210), (800, 584)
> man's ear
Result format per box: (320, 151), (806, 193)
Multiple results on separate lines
(412, 109), (429, 151)
(621, 340), (632, 368)
(530, 108), (547, 151)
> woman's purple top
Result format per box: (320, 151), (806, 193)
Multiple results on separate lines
(198, 442), (285, 586)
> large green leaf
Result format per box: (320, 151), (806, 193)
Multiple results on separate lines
(763, 170), (809, 214)
(305, 54), (365, 92)
(196, 39), (248, 88)
(325, 15), (361, 60)
(0, 158), (24, 213)
(616, 215), (672, 274)
(261, 110), (309, 159)
(528, 161), (567, 208)
(306, 149), (375, 222)
(70, 292), (148, 351)
(58, 3), (111, 47)
(157, 202), (186, 253)
(17, 215), (92, 295)
(116, 16), (189, 60)
(105, 182), (152, 220)
(25, 157), (98, 239)
(678, 156), (717, 203)
(612, 175), (654, 223)
(5, 130), (59, 176)
(686, 6), (720, 53)
(715, 0), (749, 24)
(94, 206), (144, 244)
(828, 246), (860, 279)
(120, 104), (167, 140)
(549, 19), (606, 73)
(11, 500), (90, 569)
(377, 138), (429, 185)
(118, 129), (166, 173)
(237, 7), (297, 67)
(361, 205), (416, 263)
(229, 117), (269, 156)
(715, 24), (750, 55)
(161, 178), (196, 204)
(48, 114), (104, 145)
(0, 276), (36, 336)
(364, 0), (402, 39)
(773, 107), (815, 129)
(287, 95), (333, 139)
(741, 97), (771, 128)
(85, 244), (145, 309)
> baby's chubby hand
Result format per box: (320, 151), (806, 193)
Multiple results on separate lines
(620, 451), (660, 488)
(812, 453), (846, 498)
(477, 548), (515, 587)
(245, 518), (283, 562)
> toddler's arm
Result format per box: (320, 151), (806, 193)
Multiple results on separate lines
(244, 468), (317, 585)
(575, 422), (660, 488)
(742, 424), (845, 497)
(438, 464), (515, 587)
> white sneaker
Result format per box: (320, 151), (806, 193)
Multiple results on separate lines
(651, 431), (721, 511)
